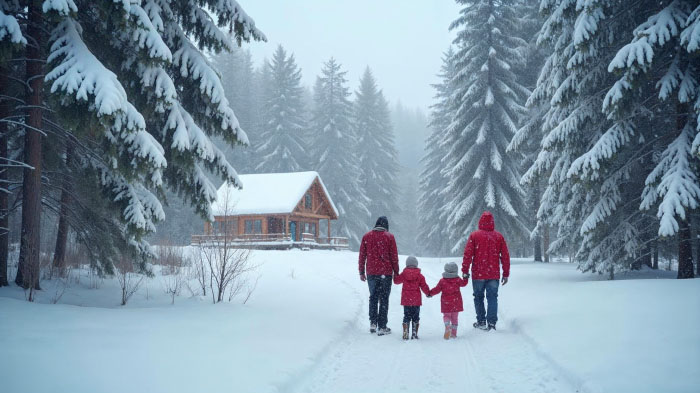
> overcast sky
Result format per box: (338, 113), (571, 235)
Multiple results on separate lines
(239, 1), (461, 111)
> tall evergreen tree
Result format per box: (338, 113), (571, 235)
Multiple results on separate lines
(508, 0), (548, 261)
(598, 0), (700, 278)
(5, 0), (265, 291)
(442, 0), (529, 253)
(418, 48), (457, 257)
(255, 45), (308, 173)
(525, 0), (700, 278)
(353, 67), (399, 220)
(0, 3), (26, 286)
(214, 46), (257, 174)
(310, 58), (369, 248)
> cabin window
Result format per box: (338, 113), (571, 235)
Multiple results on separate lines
(305, 193), (312, 209)
(245, 219), (262, 234)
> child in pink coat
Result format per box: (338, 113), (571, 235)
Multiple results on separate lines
(429, 262), (469, 339)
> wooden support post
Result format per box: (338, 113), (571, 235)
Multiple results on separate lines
(327, 219), (331, 240)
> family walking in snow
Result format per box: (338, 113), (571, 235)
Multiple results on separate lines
(358, 212), (510, 340)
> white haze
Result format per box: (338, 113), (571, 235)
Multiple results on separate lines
(242, 0), (460, 111)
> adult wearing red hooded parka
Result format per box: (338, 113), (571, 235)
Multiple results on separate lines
(462, 211), (510, 330)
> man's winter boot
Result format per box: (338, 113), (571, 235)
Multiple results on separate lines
(377, 327), (392, 336)
(488, 323), (496, 331)
(402, 323), (409, 340)
(370, 323), (377, 334)
(444, 322), (452, 340)
(411, 322), (419, 339)
(473, 321), (488, 330)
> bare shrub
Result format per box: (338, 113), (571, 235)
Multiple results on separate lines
(159, 245), (186, 304)
(240, 274), (260, 304)
(193, 186), (259, 304)
(195, 244), (257, 303)
(50, 267), (72, 304)
(114, 256), (144, 306)
(155, 242), (186, 275)
(189, 248), (208, 297)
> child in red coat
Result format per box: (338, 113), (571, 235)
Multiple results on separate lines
(429, 262), (469, 340)
(393, 256), (430, 340)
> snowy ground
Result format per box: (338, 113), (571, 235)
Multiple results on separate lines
(1, 250), (698, 393)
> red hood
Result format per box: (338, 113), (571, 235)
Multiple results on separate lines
(402, 267), (422, 280)
(478, 211), (495, 231)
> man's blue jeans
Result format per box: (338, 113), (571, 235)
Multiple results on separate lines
(367, 275), (392, 329)
(472, 279), (499, 325)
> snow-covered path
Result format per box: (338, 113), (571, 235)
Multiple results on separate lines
(282, 265), (577, 393)
(2, 249), (699, 393)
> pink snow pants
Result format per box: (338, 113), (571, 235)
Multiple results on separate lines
(443, 312), (459, 327)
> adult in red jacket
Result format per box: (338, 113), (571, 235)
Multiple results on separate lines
(358, 216), (399, 336)
(462, 211), (510, 331)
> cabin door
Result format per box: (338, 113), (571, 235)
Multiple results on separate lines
(289, 222), (297, 241)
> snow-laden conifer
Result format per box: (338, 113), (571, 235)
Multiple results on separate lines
(442, 0), (529, 252)
(353, 67), (399, 221)
(310, 58), (370, 248)
(255, 45), (308, 173)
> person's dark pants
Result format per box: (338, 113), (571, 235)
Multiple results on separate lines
(472, 279), (499, 325)
(367, 275), (392, 328)
(403, 306), (420, 324)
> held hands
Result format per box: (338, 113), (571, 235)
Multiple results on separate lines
(501, 277), (508, 285)
(360, 274), (366, 282)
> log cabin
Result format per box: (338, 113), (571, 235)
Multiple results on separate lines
(191, 171), (348, 250)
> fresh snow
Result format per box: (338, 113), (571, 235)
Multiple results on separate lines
(1, 251), (698, 393)
(211, 171), (338, 216)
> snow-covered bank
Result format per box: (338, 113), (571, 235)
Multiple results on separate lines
(1, 250), (698, 393)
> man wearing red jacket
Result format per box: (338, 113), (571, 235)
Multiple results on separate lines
(462, 211), (510, 331)
(358, 216), (399, 336)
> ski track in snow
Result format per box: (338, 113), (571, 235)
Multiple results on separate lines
(280, 268), (581, 393)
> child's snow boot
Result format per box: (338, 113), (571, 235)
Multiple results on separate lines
(402, 323), (409, 340)
(450, 326), (457, 338)
(444, 322), (452, 340)
(411, 322), (419, 339)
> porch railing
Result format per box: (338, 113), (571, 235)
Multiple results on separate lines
(191, 233), (349, 249)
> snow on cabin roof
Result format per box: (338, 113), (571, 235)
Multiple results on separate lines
(211, 171), (339, 217)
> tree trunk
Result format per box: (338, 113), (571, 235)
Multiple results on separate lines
(542, 224), (550, 263)
(16, 0), (44, 292)
(652, 237), (659, 270)
(533, 181), (542, 262)
(0, 69), (9, 287)
(52, 144), (73, 275)
(677, 217), (694, 279)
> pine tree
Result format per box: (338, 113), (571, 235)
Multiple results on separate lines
(214, 46), (257, 173)
(525, 0), (636, 277)
(600, 0), (700, 278)
(443, 0), (529, 253)
(8, 0), (264, 291)
(255, 45), (308, 173)
(508, 0), (548, 261)
(310, 58), (370, 248)
(418, 48), (456, 257)
(353, 67), (399, 220)
(0, 3), (26, 287)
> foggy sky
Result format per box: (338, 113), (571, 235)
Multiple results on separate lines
(240, 1), (461, 111)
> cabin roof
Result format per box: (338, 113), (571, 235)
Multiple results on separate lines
(211, 171), (339, 217)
